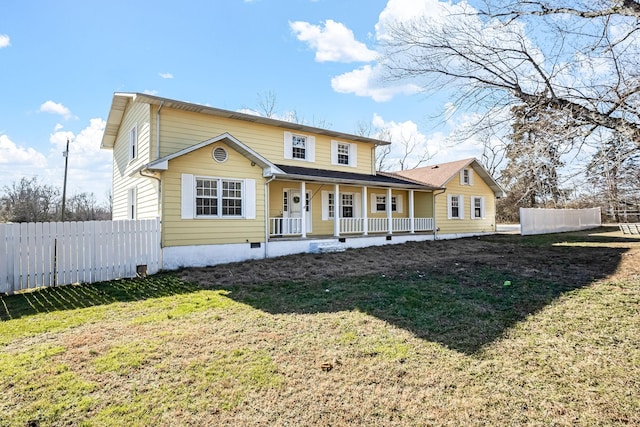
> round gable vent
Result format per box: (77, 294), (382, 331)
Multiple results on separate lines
(212, 146), (228, 162)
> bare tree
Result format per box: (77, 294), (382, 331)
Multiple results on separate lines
(0, 177), (60, 223)
(256, 90), (278, 118)
(380, 0), (640, 148)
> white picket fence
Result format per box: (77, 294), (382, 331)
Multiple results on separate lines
(0, 219), (161, 295)
(520, 207), (601, 236)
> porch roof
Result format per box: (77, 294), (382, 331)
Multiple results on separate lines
(274, 164), (442, 190)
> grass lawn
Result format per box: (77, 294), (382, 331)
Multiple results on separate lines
(1, 227), (639, 426)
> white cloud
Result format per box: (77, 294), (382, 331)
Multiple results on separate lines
(0, 134), (47, 167)
(159, 72), (173, 79)
(0, 34), (10, 48)
(39, 100), (75, 120)
(331, 64), (421, 102)
(372, 113), (486, 170)
(143, 89), (158, 95)
(290, 19), (378, 63)
(47, 118), (112, 199)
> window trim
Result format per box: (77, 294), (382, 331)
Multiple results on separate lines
(371, 193), (402, 213)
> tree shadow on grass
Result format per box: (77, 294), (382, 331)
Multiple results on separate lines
(0, 273), (200, 321)
(218, 229), (632, 354)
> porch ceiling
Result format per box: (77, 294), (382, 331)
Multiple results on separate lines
(274, 164), (442, 190)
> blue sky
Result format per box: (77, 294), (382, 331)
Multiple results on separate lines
(0, 0), (486, 203)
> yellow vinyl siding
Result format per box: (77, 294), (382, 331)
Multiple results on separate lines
(158, 108), (375, 174)
(112, 101), (154, 219)
(162, 142), (265, 246)
(436, 170), (496, 234)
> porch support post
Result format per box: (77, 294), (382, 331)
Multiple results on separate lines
(362, 186), (368, 236)
(300, 181), (307, 238)
(386, 187), (393, 235)
(409, 190), (415, 234)
(334, 184), (340, 237)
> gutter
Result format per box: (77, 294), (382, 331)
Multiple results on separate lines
(156, 101), (164, 160)
(264, 175), (276, 260)
(432, 188), (446, 240)
(271, 173), (434, 191)
(138, 169), (164, 252)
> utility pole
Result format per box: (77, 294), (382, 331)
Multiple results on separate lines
(61, 138), (69, 221)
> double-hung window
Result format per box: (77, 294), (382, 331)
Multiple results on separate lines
(331, 140), (357, 167)
(460, 168), (473, 185)
(195, 178), (243, 218)
(341, 194), (354, 218)
(284, 132), (315, 162)
(471, 196), (485, 219)
(373, 194), (400, 213)
(448, 194), (464, 219)
(337, 143), (350, 165)
(292, 135), (307, 159)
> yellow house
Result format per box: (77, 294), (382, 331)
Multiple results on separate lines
(100, 93), (442, 268)
(388, 158), (505, 237)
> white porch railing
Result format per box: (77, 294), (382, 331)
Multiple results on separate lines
(270, 217), (303, 236)
(340, 218), (365, 234)
(269, 217), (434, 237)
(414, 217), (434, 231)
(368, 218), (388, 233)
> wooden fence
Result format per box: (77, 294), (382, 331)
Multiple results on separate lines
(0, 219), (161, 295)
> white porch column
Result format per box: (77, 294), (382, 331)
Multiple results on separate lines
(362, 186), (368, 236)
(409, 190), (415, 234)
(300, 181), (307, 238)
(334, 184), (340, 237)
(387, 187), (393, 235)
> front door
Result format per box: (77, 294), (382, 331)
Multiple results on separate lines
(284, 189), (312, 234)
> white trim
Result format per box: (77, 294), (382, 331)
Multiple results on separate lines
(448, 194), (464, 219)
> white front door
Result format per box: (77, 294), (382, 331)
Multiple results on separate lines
(284, 189), (312, 233)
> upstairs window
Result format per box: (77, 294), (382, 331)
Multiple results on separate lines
(338, 143), (349, 165)
(460, 168), (473, 185)
(129, 125), (138, 161)
(284, 132), (315, 162)
(292, 135), (307, 159)
(331, 140), (357, 167)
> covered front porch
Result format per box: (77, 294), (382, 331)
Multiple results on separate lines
(267, 165), (438, 239)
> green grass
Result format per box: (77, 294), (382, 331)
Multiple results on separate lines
(1, 229), (639, 426)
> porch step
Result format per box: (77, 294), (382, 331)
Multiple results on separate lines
(309, 242), (346, 254)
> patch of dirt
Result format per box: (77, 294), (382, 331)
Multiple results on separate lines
(180, 227), (640, 288)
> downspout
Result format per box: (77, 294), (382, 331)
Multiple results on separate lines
(264, 175), (276, 259)
(139, 170), (164, 264)
(433, 189), (446, 240)
(156, 101), (164, 160)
